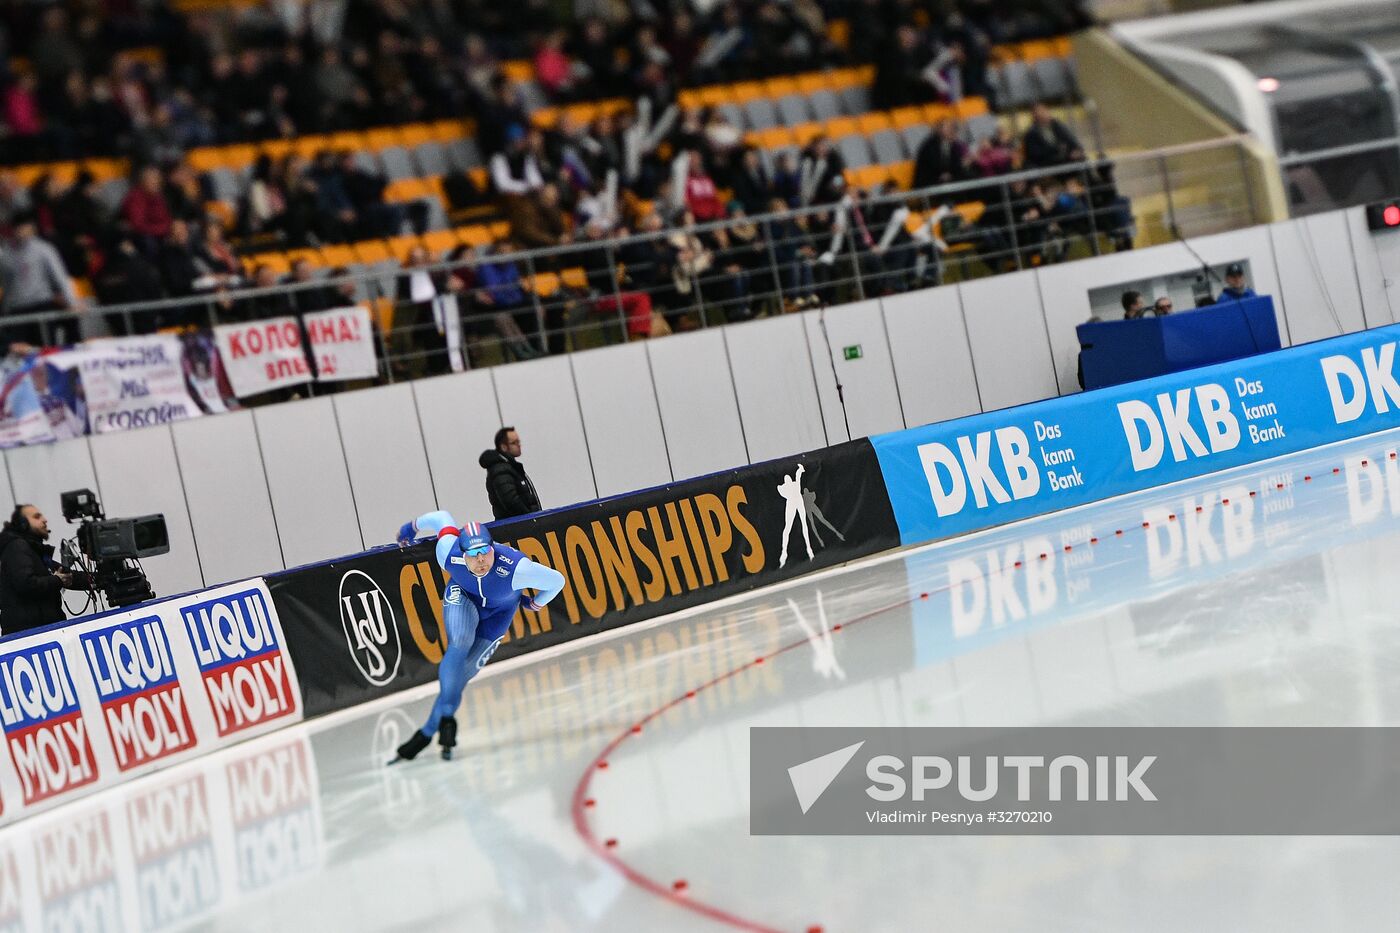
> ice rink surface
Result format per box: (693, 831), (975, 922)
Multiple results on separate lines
(12, 428), (1400, 932)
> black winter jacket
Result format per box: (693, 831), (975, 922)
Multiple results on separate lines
(479, 449), (542, 521)
(0, 530), (66, 635)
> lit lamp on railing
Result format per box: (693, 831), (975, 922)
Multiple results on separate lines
(1365, 200), (1400, 232)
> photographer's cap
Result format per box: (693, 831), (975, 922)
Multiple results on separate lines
(461, 522), (493, 556)
(1225, 262), (1245, 277)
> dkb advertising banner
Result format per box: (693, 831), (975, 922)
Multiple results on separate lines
(871, 321), (1400, 546)
(266, 440), (900, 718)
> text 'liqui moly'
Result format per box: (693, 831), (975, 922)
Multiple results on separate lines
(180, 589), (295, 736)
(81, 616), (196, 770)
(0, 642), (96, 806)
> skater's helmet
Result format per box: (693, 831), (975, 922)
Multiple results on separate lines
(462, 521), (493, 556)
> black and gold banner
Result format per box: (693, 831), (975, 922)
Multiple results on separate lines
(267, 439), (900, 718)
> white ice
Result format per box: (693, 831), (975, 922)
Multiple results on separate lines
(11, 428), (1400, 933)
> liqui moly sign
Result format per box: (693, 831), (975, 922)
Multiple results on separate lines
(80, 616), (196, 770)
(180, 588), (296, 737)
(0, 641), (97, 807)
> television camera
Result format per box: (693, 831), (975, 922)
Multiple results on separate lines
(60, 488), (169, 609)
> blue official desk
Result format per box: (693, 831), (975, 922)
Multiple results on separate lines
(1076, 295), (1281, 390)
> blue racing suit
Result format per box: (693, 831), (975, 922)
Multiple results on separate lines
(403, 511), (565, 738)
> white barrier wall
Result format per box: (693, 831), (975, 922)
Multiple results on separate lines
(11, 204), (1398, 603)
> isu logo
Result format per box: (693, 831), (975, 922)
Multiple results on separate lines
(774, 463), (845, 569)
(0, 642), (96, 806)
(181, 588), (295, 736)
(81, 616), (196, 770)
(338, 570), (401, 687)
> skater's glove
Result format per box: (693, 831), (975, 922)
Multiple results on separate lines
(521, 595), (544, 612)
(396, 521), (416, 548)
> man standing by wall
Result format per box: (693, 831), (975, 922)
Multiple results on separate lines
(480, 426), (542, 520)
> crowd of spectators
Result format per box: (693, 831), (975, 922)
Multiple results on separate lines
(0, 0), (1112, 360)
(0, 0), (1088, 161)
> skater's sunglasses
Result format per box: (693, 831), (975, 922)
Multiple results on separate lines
(465, 546), (492, 556)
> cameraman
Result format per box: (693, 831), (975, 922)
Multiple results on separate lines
(0, 505), (87, 634)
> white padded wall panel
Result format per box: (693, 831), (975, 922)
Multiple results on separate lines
(491, 355), (598, 510)
(5, 437), (100, 555)
(802, 300), (906, 440)
(1269, 214), (1366, 345)
(88, 426), (204, 598)
(1348, 207), (1396, 328)
(958, 271), (1059, 411)
(570, 344), (672, 498)
(171, 411), (283, 586)
(254, 397), (363, 568)
(880, 288), (982, 426)
(723, 315), (827, 463)
(410, 371), (500, 523)
(647, 329), (748, 480)
(334, 383), (438, 549)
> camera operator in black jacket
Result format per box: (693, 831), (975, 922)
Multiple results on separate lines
(0, 504), (88, 635)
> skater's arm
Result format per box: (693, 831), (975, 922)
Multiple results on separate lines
(513, 559), (565, 611)
(397, 510), (458, 547)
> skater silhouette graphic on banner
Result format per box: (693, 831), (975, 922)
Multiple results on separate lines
(777, 464), (846, 568)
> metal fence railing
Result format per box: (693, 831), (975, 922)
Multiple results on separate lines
(4, 136), (1264, 388)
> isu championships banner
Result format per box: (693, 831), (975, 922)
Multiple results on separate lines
(265, 440), (901, 717)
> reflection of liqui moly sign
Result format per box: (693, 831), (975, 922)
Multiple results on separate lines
(0, 847), (20, 933)
(228, 736), (320, 891)
(81, 616), (196, 770)
(127, 773), (219, 929)
(0, 642), (96, 806)
(34, 809), (120, 930)
(180, 588), (295, 736)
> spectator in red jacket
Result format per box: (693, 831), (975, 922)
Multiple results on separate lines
(121, 166), (173, 255)
(682, 151), (725, 223)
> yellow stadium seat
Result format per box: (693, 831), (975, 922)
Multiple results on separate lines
(826, 20), (851, 50)
(398, 123), (433, 148)
(765, 76), (800, 98)
(531, 107), (561, 128)
(677, 89), (703, 110)
(790, 122), (823, 147)
(955, 97), (990, 119)
(291, 134), (331, 160)
(423, 229), (459, 256)
(429, 119), (469, 143)
(285, 248), (323, 269)
(796, 72), (830, 95)
(500, 60), (534, 83)
(365, 127), (406, 151)
(187, 147), (227, 173)
(352, 241), (392, 264)
(888, 161), (914, 190)
(730, 81), (764, 104)
(560, 267), (588, 290)
(890, 106), (925, 130)
(697, 87), (727, 108)
(529, 272), (560, 297)
(457, 225), (494, 248)
(260, 138), (294, 161)
(327, 131), (368, 153)
(387, 234), (422, 263)
(320, 245), (356, 268)
(385, 178), (430, 202)
(372, 297), (395, 333)
(824, 116), (860, 139)
(923, 103), (956, 125)
(203, 200), (236, 230)
(488, 220), (510, 239)
(857, 112), (893, 135)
